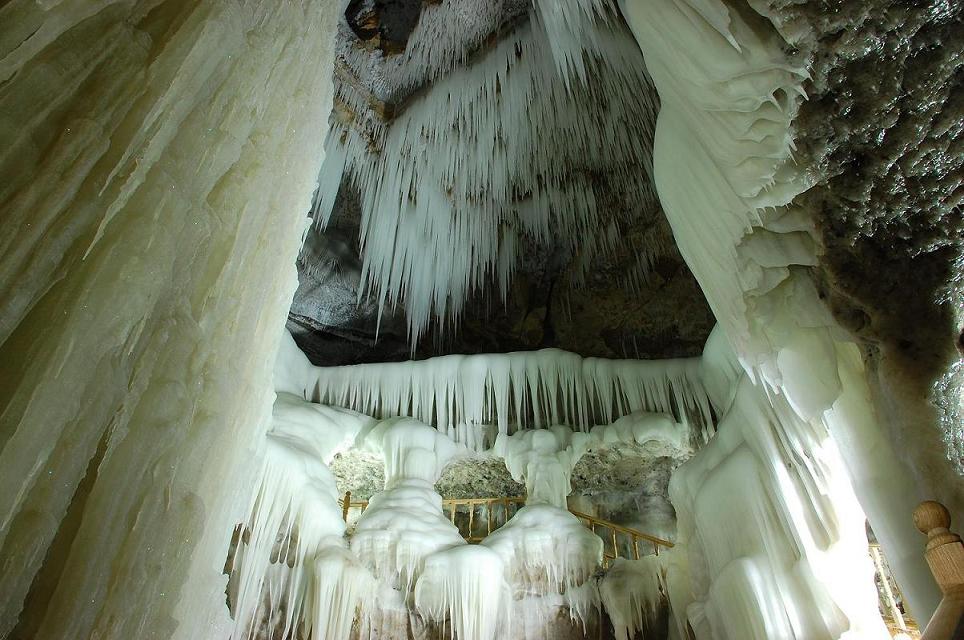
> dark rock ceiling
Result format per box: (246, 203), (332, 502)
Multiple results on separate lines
(291, 1), (716, 366)
(293, 0), (963, 375)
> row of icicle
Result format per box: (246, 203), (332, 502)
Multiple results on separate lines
(305, 348), (715, 443)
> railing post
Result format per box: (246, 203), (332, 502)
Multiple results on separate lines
(914, 500), (964, 640)
(342, 491), (351, 522)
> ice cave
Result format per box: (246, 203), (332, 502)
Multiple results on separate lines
(1, 1), (963, 639)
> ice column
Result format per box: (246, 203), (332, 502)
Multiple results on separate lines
(495, 426), (592, 508)
(620, 0), (940, 624)
(0, 2), (340, 638)
(350, 418), (466, 594)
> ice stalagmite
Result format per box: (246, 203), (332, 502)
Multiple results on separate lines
(350, 417), (505, 639)
(483, 425), (603, 635)
(0, 2), (340, 638)
(230, 393), (374, 640)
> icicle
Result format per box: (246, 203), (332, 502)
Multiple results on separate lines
(315, 13), (663, 344)
(230, 394), (375, 640)
(415, 546), (508, 640)
(599, 557), (666, 640)
(306, 348), (713, 435)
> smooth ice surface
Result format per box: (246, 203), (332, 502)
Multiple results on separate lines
(669, 373), (892, 639)
(0, 3), (340, 638)
(295, 341), (714, 437)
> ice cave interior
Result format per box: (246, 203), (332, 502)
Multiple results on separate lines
(0, 1), (962, 640)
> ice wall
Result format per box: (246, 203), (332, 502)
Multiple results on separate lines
(301, 344), (713, 437)
(0, 2), (340, 638)
(619, 0), (942, 626)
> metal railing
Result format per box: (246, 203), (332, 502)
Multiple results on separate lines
(337, 492), (674, 566)
(569, 508), (674, 567)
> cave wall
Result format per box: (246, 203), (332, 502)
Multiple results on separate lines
(0, 2), (339, 637)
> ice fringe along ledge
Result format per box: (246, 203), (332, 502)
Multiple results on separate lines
(300, 347), (715, 440)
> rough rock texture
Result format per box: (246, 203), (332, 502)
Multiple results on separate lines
(760, 0), (964, 478)
(571, 452), (680, 529)
(330, 443), (680, 542)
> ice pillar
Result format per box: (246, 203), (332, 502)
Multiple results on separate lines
(0, 2), (340, 637)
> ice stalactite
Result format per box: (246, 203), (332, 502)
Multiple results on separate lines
(599, 557), (666, 640)
(317, 11), (663, 343)
(301, 343), (714, 437)
(230, 394), (374, 640)
(0, 2), (340, 638)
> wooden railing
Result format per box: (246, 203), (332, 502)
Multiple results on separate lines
(914, 500), (964, 640)
(337, 492), (674, 566)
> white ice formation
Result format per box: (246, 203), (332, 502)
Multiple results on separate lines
(237, 342), (677, 640)
(618, 0), (943, 632)
(317, 6), (664, 342)
(230, 395), (374, 640)
(350, 418), (466, 592)
(294, 346), (714, 438)
(599, 557), (666, 640)
(495, 427), (592, 508)
(0, 3), (342, 638)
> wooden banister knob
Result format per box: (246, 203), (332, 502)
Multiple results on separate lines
(915, 500), (960, 551)
(915, 500), (951, 534)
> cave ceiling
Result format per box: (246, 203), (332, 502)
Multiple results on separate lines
(290, 0), (717, 365)
(291, 0), (963, 376)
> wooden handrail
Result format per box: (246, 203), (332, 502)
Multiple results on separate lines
(914, 500), (964, 640)
(337, 493), (673, 565)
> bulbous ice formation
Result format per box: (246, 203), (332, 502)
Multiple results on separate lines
(231, 394), (374, 640)
(495, 426), (592, 508)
